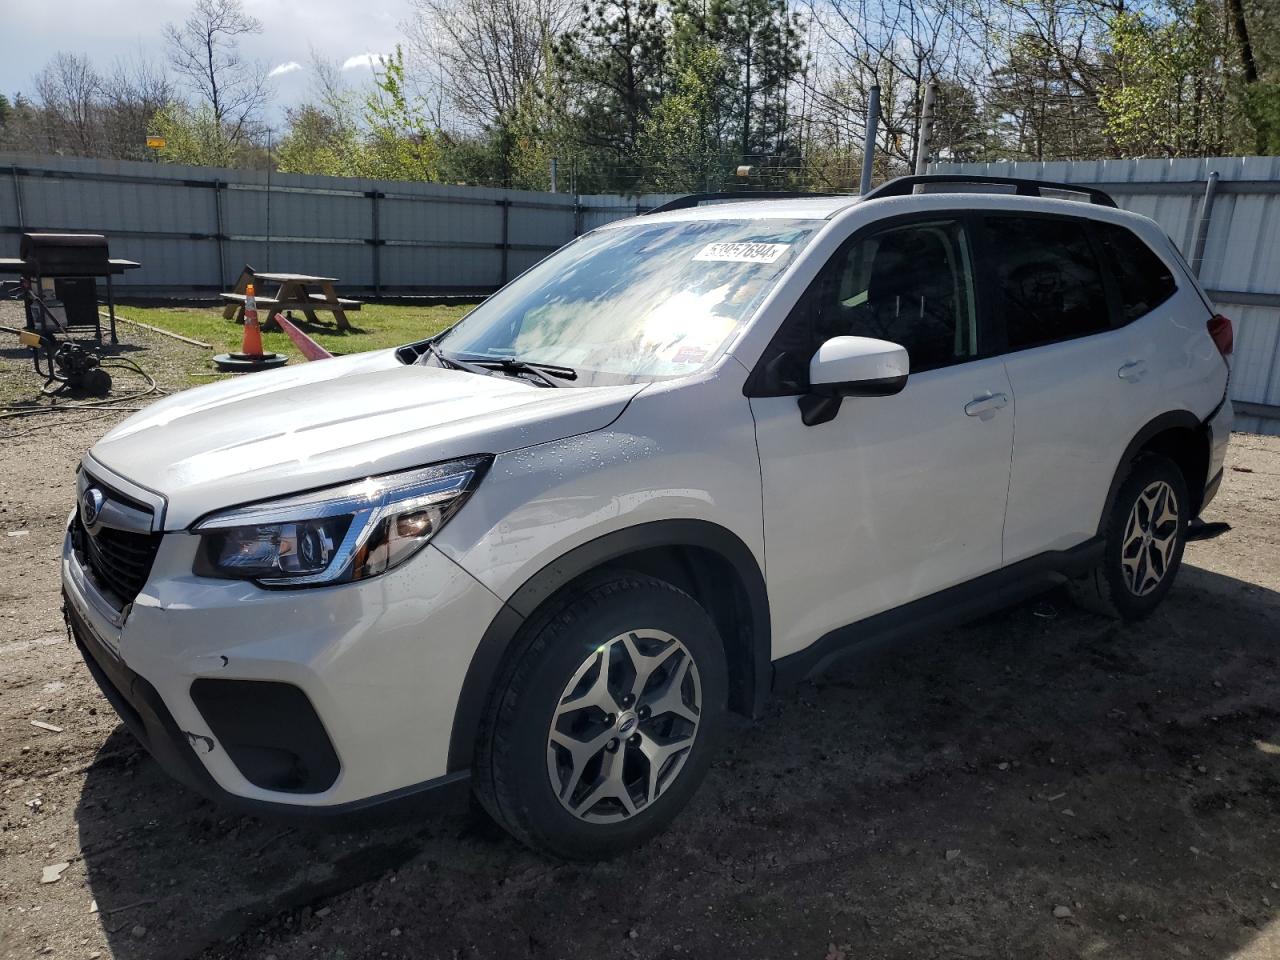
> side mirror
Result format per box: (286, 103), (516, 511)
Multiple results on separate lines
(800, 336), (909, 426)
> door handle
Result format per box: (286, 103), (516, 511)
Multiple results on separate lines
(1118, 360), (1148, 382)
(964, 392), (1009, 419)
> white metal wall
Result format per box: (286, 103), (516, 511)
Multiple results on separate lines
(934, 158), (1280, 436)
(0, 152), (677, 296)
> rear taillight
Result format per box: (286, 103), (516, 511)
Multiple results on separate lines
(1208, 314), (1233, 357)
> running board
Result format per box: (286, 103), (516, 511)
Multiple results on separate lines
(772, 538), (1104, 689)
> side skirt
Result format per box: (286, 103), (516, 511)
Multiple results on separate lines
(771, 538), (1104, 689)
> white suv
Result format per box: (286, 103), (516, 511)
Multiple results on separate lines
(63, 175), (1233, 859)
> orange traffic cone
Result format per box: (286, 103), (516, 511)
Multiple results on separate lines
(240, 283), (264, 356)
(213, 281), (288, 372)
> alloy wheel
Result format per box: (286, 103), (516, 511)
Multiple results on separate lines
(546, 629), (702, 823)
(1120, 479), (1180, 597)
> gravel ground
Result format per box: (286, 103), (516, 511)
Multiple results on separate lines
(2, 303), (1280, 960)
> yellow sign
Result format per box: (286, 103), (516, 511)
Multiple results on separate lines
(146, 135), (166, 149)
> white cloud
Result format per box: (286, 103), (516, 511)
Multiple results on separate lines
(341, 52), (388, 71)
(268, 61), (303, 78)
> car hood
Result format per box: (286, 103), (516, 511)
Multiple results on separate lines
(89, 350), (643, 529)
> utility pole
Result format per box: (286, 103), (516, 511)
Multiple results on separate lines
(859, 85), (881, 196)
(914, 81), (938, 176)
(265, 127), (273, 272)
(550, 157), (559, 193)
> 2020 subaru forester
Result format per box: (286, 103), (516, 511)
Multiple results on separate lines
(63, 176), (1233, 859)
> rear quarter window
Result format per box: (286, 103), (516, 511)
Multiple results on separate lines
(1095, 223), (1178, 324)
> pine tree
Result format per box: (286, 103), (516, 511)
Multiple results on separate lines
(705, 0), (803, 159)
(554, 0), (668, 187)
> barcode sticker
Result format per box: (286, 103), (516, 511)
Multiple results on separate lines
(693, 242), (789, 263)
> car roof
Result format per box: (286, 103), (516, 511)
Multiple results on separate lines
(607, 189), (1157, 231)
(633, 195), (862, 223)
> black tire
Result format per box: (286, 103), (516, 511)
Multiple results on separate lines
(472, 573), (728, 860)
(1068, 453), (1189, 620)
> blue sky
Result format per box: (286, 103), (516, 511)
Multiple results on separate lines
(0, 0), (405, 123)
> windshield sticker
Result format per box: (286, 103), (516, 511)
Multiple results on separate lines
(693, 241), (790, 264)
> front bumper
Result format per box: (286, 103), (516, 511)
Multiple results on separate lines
(62, 519), (504, 810)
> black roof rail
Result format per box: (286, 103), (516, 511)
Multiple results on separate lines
(864, 174), (1117, 208)
(644, 191), (838, 215)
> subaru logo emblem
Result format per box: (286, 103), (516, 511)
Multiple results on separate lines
(81, 488), (105, 526)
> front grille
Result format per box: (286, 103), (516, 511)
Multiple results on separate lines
(71, 488), (163, 607)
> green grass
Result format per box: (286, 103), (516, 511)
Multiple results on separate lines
(0, 302), (476, 405)
(118, 301), (473, 362)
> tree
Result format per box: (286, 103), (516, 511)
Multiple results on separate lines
(164, 0), (267, 150)
(554, 0), (669, 184)
(1099, 0), (1237, 156)
(276, 104), (362, 176)
(0, 94), (41, 154)
(152, 103), (241, 166)
(405, 0), (568, 130)
(360, 47), (443, 181)
(276, 55), (367, 176)
(704, 0), (804, 158)
(100, 58), (176, 160)
(984, 28), (1109, 161)
(503, 64), (579, 189)
(1224, 0), (1280, 152)
(930, 78), (988, 162)
(34, 52), (102, 155)
(637, 43), (728, 190)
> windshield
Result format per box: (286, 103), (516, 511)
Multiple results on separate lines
(436, 218), (818, 386)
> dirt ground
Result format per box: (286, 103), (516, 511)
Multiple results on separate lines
(2, 304), (1280, 960)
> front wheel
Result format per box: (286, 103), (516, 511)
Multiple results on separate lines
(472, 574), (727, 860)
(1069, 453), (1189, 620)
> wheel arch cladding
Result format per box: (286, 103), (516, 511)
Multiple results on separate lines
(447, 519), (771, 772)
(1098, 410), (1211, 536)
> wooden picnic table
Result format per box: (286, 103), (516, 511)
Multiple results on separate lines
(221, 267), (361, 332)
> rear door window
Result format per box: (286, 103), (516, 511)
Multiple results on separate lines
(1095, 223), (1177, 323)
(984, 216), (1109, 350)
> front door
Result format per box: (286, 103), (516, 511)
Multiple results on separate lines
(747, 215), (1015, 660)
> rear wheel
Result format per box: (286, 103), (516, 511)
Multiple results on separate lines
(1069, 453), (1188, 620)
(473, 574), (727, 860)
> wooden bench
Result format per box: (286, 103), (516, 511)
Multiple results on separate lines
(220, 292), (363, 310)
(221, 266), (362, 331)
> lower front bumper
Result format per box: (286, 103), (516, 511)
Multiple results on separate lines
(62, 507), (506, 811)
(66, 597), (214, 798)
(66, 596), (471, 816)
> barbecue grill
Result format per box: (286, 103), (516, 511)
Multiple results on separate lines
(0, 232), (140, 343)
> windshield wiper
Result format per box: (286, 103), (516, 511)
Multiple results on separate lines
(420, 340), (492, 378)
(422, 343), (576, 388)
(471, 357), (577, 388)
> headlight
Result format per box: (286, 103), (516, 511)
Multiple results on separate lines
(193, 456), (490, 587)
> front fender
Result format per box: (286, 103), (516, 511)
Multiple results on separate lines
(444, 518), (770, 771)
(431, 373), (767, 771)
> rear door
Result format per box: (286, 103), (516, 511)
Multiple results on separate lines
(988, 214), (1174, 563)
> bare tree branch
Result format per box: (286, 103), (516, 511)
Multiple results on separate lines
(163, 0), (268, 145)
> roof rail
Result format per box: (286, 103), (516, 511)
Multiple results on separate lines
(644, 191), (838, 215)
(864, 174), (1117, 208)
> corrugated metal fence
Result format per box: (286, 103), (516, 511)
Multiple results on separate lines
(0, 152), (676, 297)
(935, 158), (1280, 436)
(6, 151), (1277, 432)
